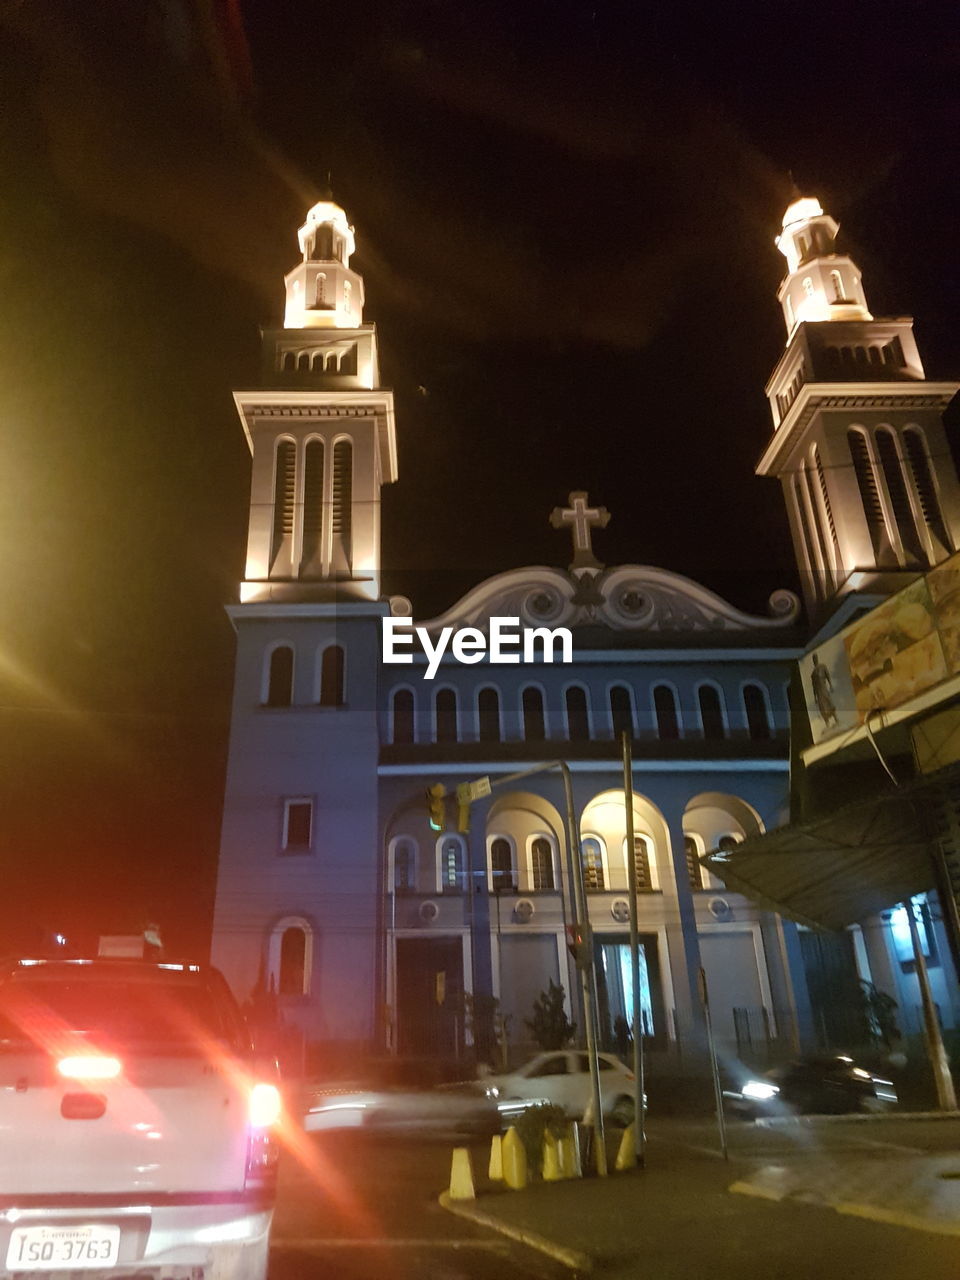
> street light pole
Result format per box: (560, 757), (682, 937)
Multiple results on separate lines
(559, 761), (607, 1176)
(621, 731), (646, 1168)
(905, 898), (957, 1111)
(431, 759), (608, 1174)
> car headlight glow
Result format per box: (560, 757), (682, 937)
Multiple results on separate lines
(741, 1079), (780, 1101)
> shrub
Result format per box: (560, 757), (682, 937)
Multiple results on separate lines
(511, 1103), (568, 1175)
(526, 980), (576, 1051)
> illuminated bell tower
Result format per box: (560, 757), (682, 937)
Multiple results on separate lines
(237, 198), (397, 601)
(758, 196), (960, 618)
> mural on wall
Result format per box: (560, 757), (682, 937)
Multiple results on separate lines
(802, 549), (960, 743)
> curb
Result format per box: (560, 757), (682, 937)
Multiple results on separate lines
(438, 1191), (594, 1273)
(730, 1176), (960, 1238)
(754, 1110), (960, 1127)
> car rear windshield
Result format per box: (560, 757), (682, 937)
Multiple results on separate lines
(0, 969), (246, 1053)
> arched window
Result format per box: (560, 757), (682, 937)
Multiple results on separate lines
(296, 352), (310, 372)
(653, 685), (679, 740)
(439, 837), (465, 893)
(302, 440), (324, 565)
(435, 689), (458, 743)
(830, 270), (846, 302)
(625, 835), (653, 890)
(312, 224), (333, 259)
(609, 686), (633, 739)
(565, 686), (590, 740)
(697, 685), (726, 740)
(684, 836), (704, 890)
(802, 276), (815, 297)
(268, 916), (313, 997)
(332, 439), (352, 553)
(742, 683), (771, 741)
(319, 645), (345, 707)
(281, 351), (295, 372)
(581, 837), (605, 891)
(904, 427), (950, 552)
(279, 927), (306, 995)
(271, 440), (296, 564)
(392, 838), (417, 893)
(848, 429), (889, 562)
(392, 689), (414, 745)
(490, 838), (515, 893)
(478, 688), (501, 743)
(875, 428), (922, 563)
(266, 645), (294, 707)
(522, 687), (546, 741)
(717, 834), (741, 854)
(530, 837), (555, 891)
(812, 446), (840, 576)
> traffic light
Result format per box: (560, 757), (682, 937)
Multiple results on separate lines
(426, 783), (446, 831)
(566, 922), (592, 969)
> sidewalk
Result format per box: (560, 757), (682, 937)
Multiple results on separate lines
(440, 1124), (960, 1278)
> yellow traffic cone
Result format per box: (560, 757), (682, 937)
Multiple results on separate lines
(542, 1130), (562, 1181)
(558, 1122), (582, 1178)
(615, 1122), (636, 1171)
(488, 1133), (503, 1181)
(501, 1125), (528, 1190)
(448, 1146), (476, 1200)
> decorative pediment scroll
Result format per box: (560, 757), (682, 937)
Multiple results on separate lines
(407, 564), (800, 635)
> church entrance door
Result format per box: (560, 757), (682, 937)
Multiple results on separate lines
(395, 936), (464, 1060)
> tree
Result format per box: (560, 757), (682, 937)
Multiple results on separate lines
(526, 980), (576, 1051)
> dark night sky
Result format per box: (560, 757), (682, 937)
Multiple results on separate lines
(0, 0), (956, 955)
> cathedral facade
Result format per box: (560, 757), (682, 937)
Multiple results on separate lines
(210, 194), (960, 1068)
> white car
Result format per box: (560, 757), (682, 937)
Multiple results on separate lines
(481, 1050), (641, 1125)
(0, 957), (282, 1280)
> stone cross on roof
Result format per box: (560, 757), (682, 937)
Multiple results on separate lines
(550, 491), (610, 573)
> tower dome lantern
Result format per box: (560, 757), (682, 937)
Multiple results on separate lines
(283, 196), (365, 329)
(775, 194), (871, 334)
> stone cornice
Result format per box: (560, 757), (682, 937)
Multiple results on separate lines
(757, 380), (959, 475)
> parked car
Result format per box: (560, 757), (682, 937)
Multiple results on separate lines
(0, 956), (282, 1280)
(480, 1050), (641, 1126)
(724, 1053), (898, 1119)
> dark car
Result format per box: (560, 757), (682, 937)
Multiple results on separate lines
(724, 1054), (898, 1119)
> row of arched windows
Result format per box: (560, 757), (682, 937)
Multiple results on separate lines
(795, 424), (950, 603)
(266, 643), (344, 708)
(390, 680), (777, 745)
(848, 425), (949, 568)
(271, 437), (353, 572)
(388, 831), (742, 896)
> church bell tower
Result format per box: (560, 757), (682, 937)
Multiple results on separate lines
(758, 196), (960, 618)
(211, 196), (395, 1054)
(237, 198), (397, 601)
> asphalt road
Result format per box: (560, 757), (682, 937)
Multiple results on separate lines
(269, 1115), (960, 1278)
(270, 1131), (566, 1280)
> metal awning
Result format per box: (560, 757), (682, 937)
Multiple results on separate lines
(702, 783), (939, 932)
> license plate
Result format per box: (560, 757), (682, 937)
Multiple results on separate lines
(5, 1224), (121, 1271)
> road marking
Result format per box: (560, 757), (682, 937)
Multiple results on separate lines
(273, 1238), (510, 1250)
(844, 1135), (925, 1154)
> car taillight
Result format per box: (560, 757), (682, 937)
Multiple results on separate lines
(245, 1081), (282, 1192)
(249, 1082), (282, 1128)
(57, 1055), (122, 1080)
